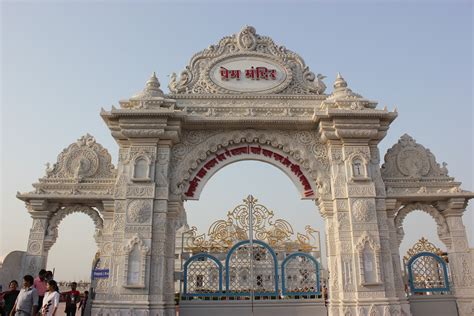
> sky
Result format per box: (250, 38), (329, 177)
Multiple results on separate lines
(1, 0), (472, 282)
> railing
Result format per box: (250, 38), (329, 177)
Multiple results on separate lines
(182, 240), (320, 300)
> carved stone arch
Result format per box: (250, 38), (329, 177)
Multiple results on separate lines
(45, 205), (104, 251)
(355, 232), (380, 252)
(394, 202), (450, 248)
(169, 129), (331, 200)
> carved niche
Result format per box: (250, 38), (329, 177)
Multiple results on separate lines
(355, 233), (382, 286)
(123, 235), (150, 288)
(168, 26), (326, 95)
(128, 147), (156, 182)
(345, 150), (370, 182)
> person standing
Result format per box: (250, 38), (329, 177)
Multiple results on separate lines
(40, 280), (59, 316)
(10, 275), (39, 316)
(3, 281), (20, 316)
(62, 283), (80, 316)
(44, 273), (53, 283)
(33, 270), (47, 309)
(77, 291), (88, 316)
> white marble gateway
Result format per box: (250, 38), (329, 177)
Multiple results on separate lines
(12, 26), (474, 316)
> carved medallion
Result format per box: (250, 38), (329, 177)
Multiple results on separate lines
(396, 147), (430, 177)
(127, 200), (152, 224)
(28, 241), (42, 255)
(237, 26), (257, 51)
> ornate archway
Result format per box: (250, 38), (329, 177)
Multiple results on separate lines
(44, 205), (104, 251)
(17, 134), (116, 277)
(16, 26), (473, 316)
(169, 130), (330, 201)
(394, 203), (450, 248)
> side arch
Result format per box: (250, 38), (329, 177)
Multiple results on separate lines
(45, 205), (104, 251)
(394, 203), (450, 248)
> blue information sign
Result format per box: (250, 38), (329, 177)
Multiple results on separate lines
(93, 269), (109, 278)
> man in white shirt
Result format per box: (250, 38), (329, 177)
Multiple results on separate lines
(10, 275), (39, 316)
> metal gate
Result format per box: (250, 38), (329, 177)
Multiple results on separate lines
(178, 196), (326, 315)
(182, 240), (320, 299)
(403, 237), (450, 295)
(403, 238), (457, 316)
(406, 252), (450, 294)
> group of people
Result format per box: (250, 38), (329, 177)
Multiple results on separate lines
(0, 270), (89, 316)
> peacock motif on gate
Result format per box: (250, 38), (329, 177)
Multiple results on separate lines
(182, 196), (320, 253)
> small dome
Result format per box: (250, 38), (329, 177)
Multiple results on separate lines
(132, 72), (164, 98)
(333, 72), (348, 89)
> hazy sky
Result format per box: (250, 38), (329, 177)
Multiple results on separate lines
(1, 0), (472, 282)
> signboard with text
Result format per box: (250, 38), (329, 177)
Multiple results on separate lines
(209, 56), (290, 93)
(93, 269), (109, 279)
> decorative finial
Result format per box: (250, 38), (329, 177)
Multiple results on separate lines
(131, 72), (164, 98)
(145, 72), (161, 91)
(334, 72), (348, 89)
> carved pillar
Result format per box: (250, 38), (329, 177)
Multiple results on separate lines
(442, 198), (474, 316)
(98, 75), (182, 314)
(317, 199), (339, 315)
(385, 199), (411, 313)
(91, 201), (114, 304)
(23, 200), (54, 276)
(319, 109), (403, 315)
(148, 141), (177, 316)
(93, 142), (157, 314)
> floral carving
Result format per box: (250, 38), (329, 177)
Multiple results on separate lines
(28, 241), (42, 255)
(382, 134), (451, 179)
(352, 199), (373, 222)
(43, 134), (116, 180)
(127, 200), (152, 224)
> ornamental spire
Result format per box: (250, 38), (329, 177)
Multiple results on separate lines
(334, 72), (348, 89)
(119, 72), (178, 109)
(143, 72), (164, 97)
(319, 73), (378, 110)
